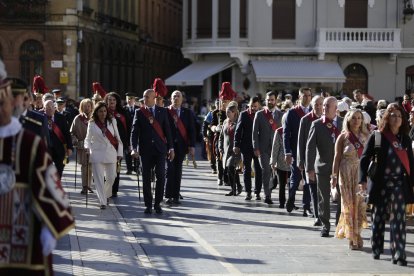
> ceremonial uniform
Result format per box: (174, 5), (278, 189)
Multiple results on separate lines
(211, 109), (228, 185)
(0, 118), (75, 275)
(20, 109), (50, 147)
(123, 103), (137, 173)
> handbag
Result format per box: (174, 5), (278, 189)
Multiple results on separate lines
(367, 130), (381, 179)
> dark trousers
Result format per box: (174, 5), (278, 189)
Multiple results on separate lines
(112, 158), (122, 195)
(309, 181), (319, 218)
(276, 169), (290, 206)
(227, 165), (241, 193)
(51, 151), (65, 178)
(165, 152), (185, 199)
(288, 164), (311, 209)
(141, 152), (166, 208)
(316, 173), (341, 230)
(242, 152), (262, 194)
(124, 150), (133, 171)
(371, 178), (407, 260)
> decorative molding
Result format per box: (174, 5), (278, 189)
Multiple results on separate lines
(296, 0), (302, 7)
(368, 0), (375, 8)
(338, 0), (345, 8)
(266, 0), (273, 8)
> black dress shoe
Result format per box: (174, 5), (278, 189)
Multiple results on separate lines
(313, 218), (322, 226)
(217, 180), (223, 186)
(397, 259), (407, 266)
(293, 205), (299, 210)
(87, 187), (94, 193)
(303, 210), (309, 217)
(144, 207), (152, 214)
(173, 198), (181, 205)
(154, 205), (163, 214)
(100, 205), (106, 210)
(179, 194), (183, 200)
(279, 204), (285, 209)
(320, 228), (329, 237)
(245, 193), (252, 200)
(255, 195), (261, 200)
(264, 197), (273, 204)
(111, 193), (118, 198)
(225, 191), (235, 196)
(126, 170), (132, 175)
(80, 188), (87, 195)
(165, 198), (174, 205)
(286, 199), (294, 213)
(373, 254), (380, 260)
(237, 185), (243, 195)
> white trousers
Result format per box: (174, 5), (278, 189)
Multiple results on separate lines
(91, 162), (116, 206)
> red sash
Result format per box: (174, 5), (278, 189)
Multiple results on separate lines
(96, 120), (118, 150)
(322, 116), (340, 138)
(247, 109), (255, 121)
(383, 131), (410, 176)
(112, 110), (127, 131)
(294, 106), (306, 118)
(263, 108), (277, 131)
(305, 112), (319, 123)
(347, 131), (363, 158)
(168, 106), (189, 145)
(52, 122), (66, 145)
(140, 107), (167, 143)
(80, 114), (89, 126)
(276, 127), (283, 136)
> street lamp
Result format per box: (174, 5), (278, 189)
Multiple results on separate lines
(403, 0), (414, 24)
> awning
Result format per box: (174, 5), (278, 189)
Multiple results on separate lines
(165, 59), (235, 86)
(252, 60), (346, 83)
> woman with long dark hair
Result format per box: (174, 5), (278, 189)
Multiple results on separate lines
(104, 92), (131, 197)
(85, 101), (123, 209)
(359, 103), (414, 266)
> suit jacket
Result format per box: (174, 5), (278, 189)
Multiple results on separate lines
(166, 106), (196, 156)
(20, 109), (50, 147)
(124, 104), (137, 124)
(113, 109), (131, 149)
(84, 118), (123, 163)
(305, 116), (343, 175)
(219, 119), (240, 167)
(283, 105), (311, 158)
(271, 127), (290, 171)
(297, 112), (319, 168)
(48, 112), (73, 159)
(252, 108), (283, 155)
(359, 132), (414, 204)
(234, 109), (255, 155)
(130, 105), (173, 156)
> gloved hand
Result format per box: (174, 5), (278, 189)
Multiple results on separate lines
(40, 226), (56, 256)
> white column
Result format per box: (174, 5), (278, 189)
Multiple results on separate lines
(212, 0), (218, 45)
(231, 0), (240, 45)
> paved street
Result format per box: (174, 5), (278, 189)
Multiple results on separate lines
(55, 146), (414, 275)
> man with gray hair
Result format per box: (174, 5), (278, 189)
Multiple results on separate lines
(306, 96), (343, 237)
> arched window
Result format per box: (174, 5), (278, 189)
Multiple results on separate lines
(343, 63), (368, 96)
(406, 66), (414, 92)
(345, 0), (367, 28)
(20, 40), (44, 86)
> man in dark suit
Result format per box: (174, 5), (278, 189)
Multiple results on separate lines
(123, 92), (137, 173)
(252, 91), (283, 204)
(56, 98), (72, 125)
(131, 89), (174, 214)
(43, 99), (73, 178)
(234, 96), (262, 200)
(306, 96), (342, 237)
(165, 90), (196, 205)
(283, 88), (312, 215)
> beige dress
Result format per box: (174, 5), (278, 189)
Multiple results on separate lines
(335, 133), (369, 247)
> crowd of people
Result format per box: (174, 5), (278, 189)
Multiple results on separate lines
(203, 85), (414, 267)
(1, 49), (414, 273)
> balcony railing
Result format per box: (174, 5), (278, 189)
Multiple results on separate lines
(0, 0), (47, 23)
(316, 28), (401, 53)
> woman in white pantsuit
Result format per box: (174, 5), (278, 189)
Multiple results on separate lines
(85, 101), (123, 209)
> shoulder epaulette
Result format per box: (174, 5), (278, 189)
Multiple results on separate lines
(21, 115), (42, 126)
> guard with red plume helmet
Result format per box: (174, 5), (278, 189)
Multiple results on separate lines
(153, 78), (168, 98)
(92, 82), (107, 98)
(219, 82), (237, 101)
(32, 75), (49, 94)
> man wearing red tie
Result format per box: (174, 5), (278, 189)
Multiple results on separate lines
(165, 90), (196, 205)
(252, 91), (283, 204)
(131, 87), (174, 214)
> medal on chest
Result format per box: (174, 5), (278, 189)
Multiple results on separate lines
(149, 116), (154, 124)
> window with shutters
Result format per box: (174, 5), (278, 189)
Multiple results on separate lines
(272, 0), (295, 39)
(345, 0), (368, 28)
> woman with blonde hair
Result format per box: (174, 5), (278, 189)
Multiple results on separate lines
(70, 98), (94, 194)
(85, 102), (123, 209)
(331, 109), (369, 249)
(219, 101), (242, 196)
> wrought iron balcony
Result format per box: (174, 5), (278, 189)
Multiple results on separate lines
(316, 28), (402, 54)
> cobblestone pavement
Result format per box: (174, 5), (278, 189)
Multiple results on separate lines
(55, 148), (414, 275)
